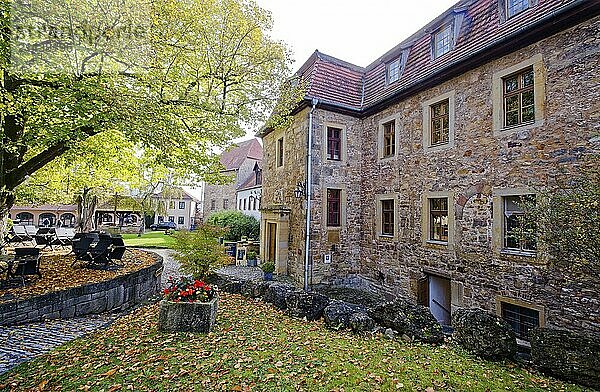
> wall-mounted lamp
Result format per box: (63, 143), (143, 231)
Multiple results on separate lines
(293, 181), (306, 199)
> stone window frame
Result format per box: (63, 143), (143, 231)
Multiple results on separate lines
(321, 183), (347, 230)
(421, 190), (455, 248)
(492, 54), (545, 136)
(492, 187), (537, 258)
(377, 113), (400, 161)
(495, 296), (545, 343)
(375, 193), (399, 240)
(422, 90), (456, 153)
(276, 136), (285, 168)
(322, 122), (348, 163)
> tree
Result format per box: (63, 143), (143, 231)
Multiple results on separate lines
(206, 210), (259, 241)
(0, 0), (290, 231)
(172, 225), (229, 279)
(522, 156), (600, 279)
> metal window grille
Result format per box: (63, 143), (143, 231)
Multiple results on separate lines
(501, 302), (539, 340)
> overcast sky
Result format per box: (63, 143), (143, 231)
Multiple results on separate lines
(255, 0), (459, 70)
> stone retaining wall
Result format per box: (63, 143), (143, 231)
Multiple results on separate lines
(0, 254), (163, 326)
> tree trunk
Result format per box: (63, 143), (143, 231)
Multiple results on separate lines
(0, 189), (15, 248)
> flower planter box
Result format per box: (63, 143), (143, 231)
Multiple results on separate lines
(158, 296), (218, 333)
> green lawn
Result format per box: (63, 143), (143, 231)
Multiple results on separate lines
(122, 231), (176, 249)
(0, 293), (588, 391)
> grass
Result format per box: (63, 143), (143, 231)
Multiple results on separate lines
(122, 231), (177, 249)
(0, 293), (589, 392)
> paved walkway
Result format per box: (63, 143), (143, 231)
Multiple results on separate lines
(0, 248), (180, 376)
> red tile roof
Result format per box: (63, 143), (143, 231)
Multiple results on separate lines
(292, 0), (595, 114)
(220, 139), (263, 171)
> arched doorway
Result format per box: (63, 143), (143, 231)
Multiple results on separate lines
(15, 212), (34, 225)
(60, 213), (76, 227)
(38, 213), (56, 227)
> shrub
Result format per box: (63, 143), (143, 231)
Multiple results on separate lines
(246, 250), (257, 260)
(206, 210), (259, 241)
(261, 262), (275, 273)
(172, 225), (229, 279)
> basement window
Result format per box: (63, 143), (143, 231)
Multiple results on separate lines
(501, 301), (539, 340)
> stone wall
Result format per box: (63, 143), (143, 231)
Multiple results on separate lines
(261, 16), (600, 333)
(356, 17), (600, 333)
(0, 254), (163, 326)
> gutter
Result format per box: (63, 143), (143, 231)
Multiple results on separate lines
(304, 98), (318, 291)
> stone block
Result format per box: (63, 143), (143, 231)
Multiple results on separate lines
(368, 298), (444, 344)
(531, 328), (600, 389)
(453, 308), (517, 360)
(349, 312), (376, 333)
(158, 298), (218, 333)
(285, 291), (330, 321)
(323, 300), (364, 330)
(263, 283), (297, 310)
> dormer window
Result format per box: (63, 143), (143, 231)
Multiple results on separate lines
(506, 0), (530, 18)
(387, 57), (401, 84)
(433, 24), (453, 59)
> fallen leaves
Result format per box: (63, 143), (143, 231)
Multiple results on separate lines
(0, 249), (157, 303)
(0, 293), (588, 391)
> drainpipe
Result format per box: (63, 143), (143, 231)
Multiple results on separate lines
(304, 98), (318, 291)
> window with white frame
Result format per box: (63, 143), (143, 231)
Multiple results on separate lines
(429, 197), (449, 243)
(387, 57), (401, 84)
(503, 195), (536, 253)
(503, 67), (535, 128)
(506, 0), (530, 18)
(177, 216), (184, 225)
(434, 24), (453, 59)
(382, 121), (396, 158)
(178, 201), (185, 209)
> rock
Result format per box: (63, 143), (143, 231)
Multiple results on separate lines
(452, 308), (517, 360)
(221, 279), (242, 294)
(157, 298), (218, 333)
(262, 283), (297, 310)
(204, 274), (242, 294)
(323, 300), (365, 330)
(531, 328), (600, 389)
(368, 298), (444, 344)
(384, 328), (397, 340)
(349, 312), (376, 333)
(240, 280), (272, 299)
(285, 291), (330, 321)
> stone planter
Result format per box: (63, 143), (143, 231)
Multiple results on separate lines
(158, 296), (218, 333)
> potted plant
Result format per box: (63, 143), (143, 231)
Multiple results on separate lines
(158, 276), (218, 333)
(246, 251), (258, 267)
(261, 261), (275, 281)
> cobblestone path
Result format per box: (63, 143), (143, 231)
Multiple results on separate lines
(0, 248), (179, 375)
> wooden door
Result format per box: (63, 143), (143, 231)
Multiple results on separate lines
(266, 223), (277, 262)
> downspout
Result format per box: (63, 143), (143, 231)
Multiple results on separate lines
(304, 98), (318, 291)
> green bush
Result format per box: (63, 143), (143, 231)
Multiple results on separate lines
(206, 210), (259, 241)
(172, 225), (229, 279)
(261, 262), (275, 273)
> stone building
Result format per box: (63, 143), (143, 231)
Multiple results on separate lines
(259, 0), (600, 339)
(202, 138), (263, 221)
